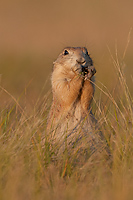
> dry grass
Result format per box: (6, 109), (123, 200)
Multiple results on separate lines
(0, 47), (133, 200)
(0, 1), (133, 198)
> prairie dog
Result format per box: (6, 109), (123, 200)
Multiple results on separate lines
(47, 47), (97, 147)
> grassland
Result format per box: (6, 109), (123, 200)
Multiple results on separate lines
(0, 1), (133, 199)
(0, 48), (133, 200)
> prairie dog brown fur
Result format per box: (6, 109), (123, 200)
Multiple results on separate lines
(47, 47), (97, 147)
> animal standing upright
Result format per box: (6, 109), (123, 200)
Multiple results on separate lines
(47, 47), (100, 151)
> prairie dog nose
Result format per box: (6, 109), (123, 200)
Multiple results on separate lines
(76, 58), (86, 65)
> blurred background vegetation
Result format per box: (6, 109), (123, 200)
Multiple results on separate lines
(0, 0), (133, 106)
(0, 1), (133, 199)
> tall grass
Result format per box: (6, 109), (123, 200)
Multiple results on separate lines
(0, 50), (133, 200)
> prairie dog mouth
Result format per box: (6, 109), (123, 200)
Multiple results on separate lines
(82, 66), (96, 80)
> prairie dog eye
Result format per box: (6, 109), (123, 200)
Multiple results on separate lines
(64, 50), (69, 55)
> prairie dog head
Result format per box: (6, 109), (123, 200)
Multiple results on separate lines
(53, 47), (96, 80)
